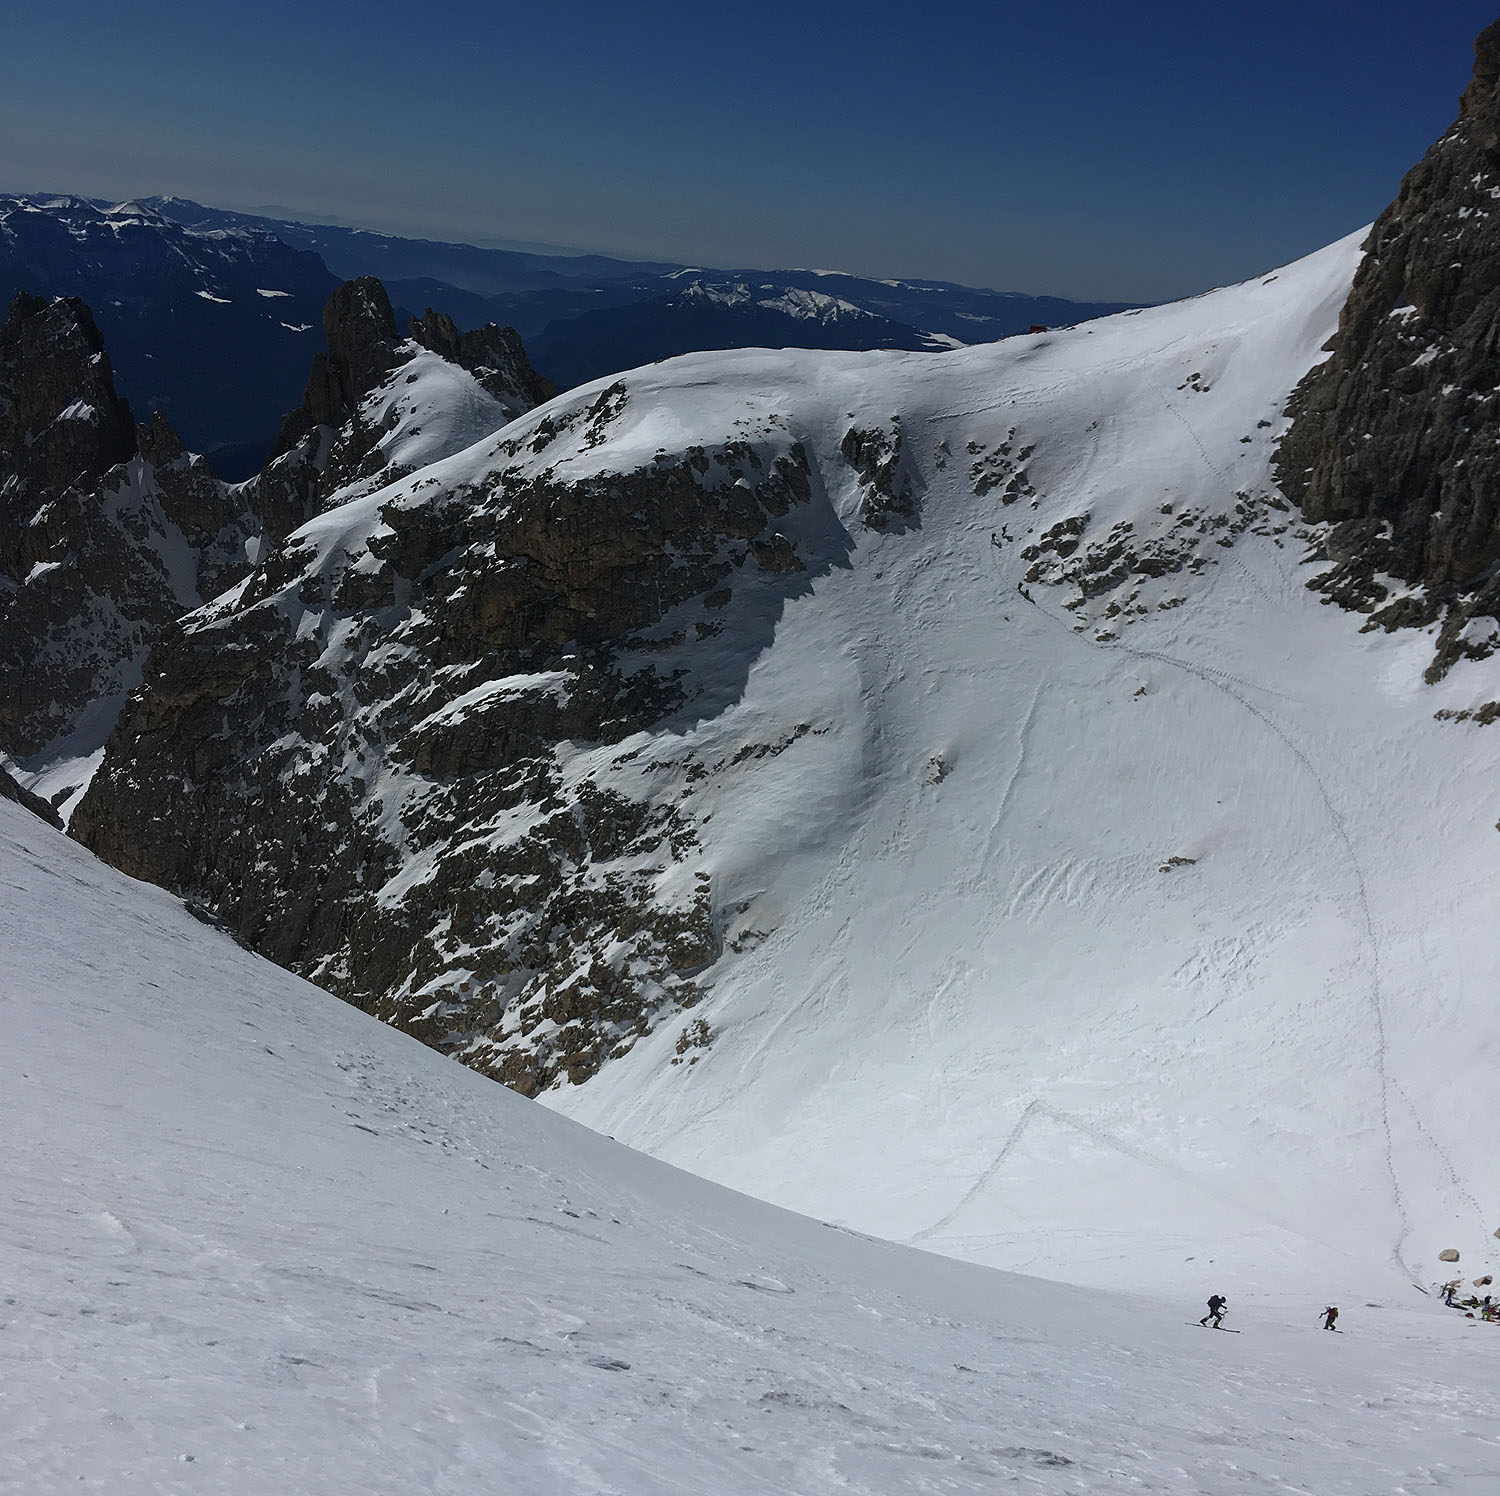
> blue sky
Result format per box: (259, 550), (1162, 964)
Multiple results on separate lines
(2, 0), (1494, 300)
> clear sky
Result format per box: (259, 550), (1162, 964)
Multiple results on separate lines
(2, 0), (1495, 301)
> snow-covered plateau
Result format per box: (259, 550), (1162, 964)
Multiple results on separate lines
(4, 798), (1500, 1494)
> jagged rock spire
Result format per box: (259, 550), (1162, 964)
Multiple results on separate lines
(0, 292), (136, 497)
(1277, 18), (1500, 613)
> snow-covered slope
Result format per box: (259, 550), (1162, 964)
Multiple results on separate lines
(74, 226), (1500, 1306)
(539, 228), (1500, 1297)
(5, 798), (1500, 1494)
(352, 343), (531, 479)
(524, 227), (1500, 1298)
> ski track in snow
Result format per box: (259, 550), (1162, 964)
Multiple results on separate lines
(13, 227), (1500, 1488)
(1154, 386), (1231, 486)
(1020, 580), (1487, 1284)
(908, 1098), (1351, 1259)
(974, 677), (1044, 880)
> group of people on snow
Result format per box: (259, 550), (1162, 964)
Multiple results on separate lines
(1440, 1279), (1498, 1319)
(1198, 1279), (1500, 1336)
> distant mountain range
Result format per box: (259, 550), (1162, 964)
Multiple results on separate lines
(0, 196), (338, 476)
(0, 193), (1138, 475)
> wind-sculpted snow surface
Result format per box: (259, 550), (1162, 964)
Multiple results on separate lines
(5, 801), (1500, 1494)
(75, 227), (1500, 1296)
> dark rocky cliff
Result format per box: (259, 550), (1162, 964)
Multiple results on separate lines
(0, 292), (136, 493)
(1277, 19), (1500, 675)
(0, 292), (257, 765)
(0, 276), (550, 812)
(0, 195), (339, 477)
(71, 379), (825, 1094)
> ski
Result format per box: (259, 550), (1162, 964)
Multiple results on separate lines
(1187, 1323), (1240, 1332)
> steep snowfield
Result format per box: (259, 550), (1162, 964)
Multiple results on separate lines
(500, 227), (1500, 1299)
(4, 798), (1500, 1494)
(358, 343), (534, 477)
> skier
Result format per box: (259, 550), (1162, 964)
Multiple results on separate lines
(1320, 1305), (1339, 1331)
(1442, 1280), (1461, 1307)
(1200, 1294), (1228, 1328)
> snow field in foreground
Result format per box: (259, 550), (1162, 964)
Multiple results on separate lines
(3, 802), (1500, 1494)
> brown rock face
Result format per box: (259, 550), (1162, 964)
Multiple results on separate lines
(71, 383), (825, 1093)
(1278, 20), (1500, 609)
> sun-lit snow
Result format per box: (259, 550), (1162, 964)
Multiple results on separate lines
(345, 342), (532, 487)
(10, 190), (1500, 1488)
(5, 799), (1500, 1494)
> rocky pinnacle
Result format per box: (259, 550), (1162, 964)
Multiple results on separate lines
(1277, 19), (1500, 615)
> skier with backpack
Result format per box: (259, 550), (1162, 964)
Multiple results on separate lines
(1200, 1294), (1228, 1328)
(1320, 1305), (1339, 1331)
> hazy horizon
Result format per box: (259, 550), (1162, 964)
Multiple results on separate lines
(3, 0), (1495, 303)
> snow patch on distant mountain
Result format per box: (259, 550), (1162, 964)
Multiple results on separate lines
(680, 280), (880, 325)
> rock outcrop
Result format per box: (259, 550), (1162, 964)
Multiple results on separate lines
(255, 277), (404, 540)
(0, 292), (135, 493)
(72, 376), (825, 1094)
(408, 306), (556, 409)
(0, 293), (258, 766)
(257, 279), (555, 541)
(1277, 20), (1500, 671)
